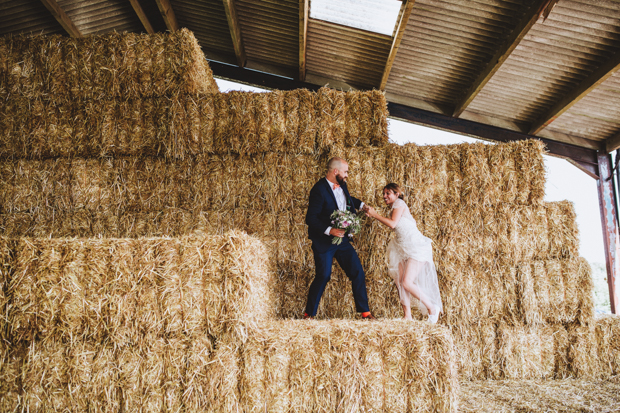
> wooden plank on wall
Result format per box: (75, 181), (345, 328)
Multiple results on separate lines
(39, 0), (82, 37)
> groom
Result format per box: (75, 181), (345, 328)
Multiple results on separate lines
(303, 157), (375, 320)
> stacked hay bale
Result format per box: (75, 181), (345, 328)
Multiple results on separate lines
(0, 31), (463, 412)
(0, 231), (275, 411)
(0, 29), (616, 403)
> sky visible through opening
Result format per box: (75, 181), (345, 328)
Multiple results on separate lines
(309, 0), (402, 36)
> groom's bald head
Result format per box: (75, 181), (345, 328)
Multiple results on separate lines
(327, 157), (347, 173)
(326, 157), (349, 184)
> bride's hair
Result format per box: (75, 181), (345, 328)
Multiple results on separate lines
(383, 183), (404, 200)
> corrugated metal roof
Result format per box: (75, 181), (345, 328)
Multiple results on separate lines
(58, 0), (143, 35)
(0, 0), (65, 36)
(306, 19), (391, 89)
(174, 0), (235, 61)
(236, 0), (298, 69)
(1, 0), (619, 153)
(385, 0), (528, 107)
(543, 70), (620, 141)
(464, 0), (620, 136)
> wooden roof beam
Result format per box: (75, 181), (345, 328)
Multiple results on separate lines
(606, 131), (620, 154)
(452, 0), (549, 117)
(129, 0), (155, 34)
(298, 0), (308, 81)
(155, 0), (179, 31)
(39, 0), (82, 37)
(379, 0), (415, 90)
(530, 52), (620, 134)
(223, 0), (247, 67)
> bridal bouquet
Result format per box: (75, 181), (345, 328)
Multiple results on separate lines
(330, 210), (362, 245)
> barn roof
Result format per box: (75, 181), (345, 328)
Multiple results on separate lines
(3, 0), (620, 176)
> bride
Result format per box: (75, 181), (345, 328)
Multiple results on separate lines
(364, 183), (443, 323)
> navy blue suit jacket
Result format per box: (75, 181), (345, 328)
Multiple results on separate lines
(305, 178), (363, 253)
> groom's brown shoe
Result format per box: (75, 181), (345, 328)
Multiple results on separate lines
(361, 312), (377, 320)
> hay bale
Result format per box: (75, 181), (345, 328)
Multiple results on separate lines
(547, 201), (579, 259)
(6, 232), (274, 345)
(182, 335), (215, 410)
(20, 338), (69, 410)
(497, 323), (554, 379)
(66, 340), (120, 411)
(513, 139), (546, 205)
(567, 323), (599, 379)
(240, 320), (458, 413)
(545, 260), (566, 323)
(461, 142), (492, 206)
(460, 378), (620, 413)
(517, 262), (541, 325)
(0, 29), (218, 99)
(595, 314), (620, 377)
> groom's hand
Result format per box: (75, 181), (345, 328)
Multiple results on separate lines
(330, 228), (345, 238)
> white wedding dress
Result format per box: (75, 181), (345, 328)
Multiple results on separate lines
(387, 198), (443, 316)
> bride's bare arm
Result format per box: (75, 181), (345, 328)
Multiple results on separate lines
(365, 205), (405, 229)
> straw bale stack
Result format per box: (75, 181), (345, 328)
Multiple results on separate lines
(0, 92), (388, 160)
(0, 29), (218, 99)
(238, 320), (459, 413)
(4, 232), (274, 345)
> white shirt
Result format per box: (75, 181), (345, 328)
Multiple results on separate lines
(324, 179), (364, 236)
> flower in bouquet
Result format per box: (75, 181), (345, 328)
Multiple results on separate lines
(330, 210), (362, 245)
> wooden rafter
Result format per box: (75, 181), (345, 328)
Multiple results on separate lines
(129, 0), (155, 34)
(452, 0), (548, 117)
(155, 0), (179, 31)
(39, 0), (81, 37)
(299, 0), (309, 81)
(223, 0), (247, 68)
(379, 0), (415, 90)
(606, 131), (620, 154)
(530, 52), (620, 134)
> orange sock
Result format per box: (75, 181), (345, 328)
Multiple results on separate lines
(361, 311), (371, 317)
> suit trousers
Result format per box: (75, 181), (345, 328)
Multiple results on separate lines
(305, 238), (370, 316)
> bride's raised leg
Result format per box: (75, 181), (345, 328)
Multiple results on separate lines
(401, 258), (436, 316)
(398, 261), (413, 320)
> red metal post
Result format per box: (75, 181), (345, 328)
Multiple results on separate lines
(597, 153), (619, 314)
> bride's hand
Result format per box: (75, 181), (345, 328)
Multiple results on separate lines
(365, 206), (376, 218)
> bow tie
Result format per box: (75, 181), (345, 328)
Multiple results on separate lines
(333, 183), (341, 190)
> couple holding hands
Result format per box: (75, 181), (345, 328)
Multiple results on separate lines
(303, 157), (443, 323)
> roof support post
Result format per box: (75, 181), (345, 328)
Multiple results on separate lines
(223, 0), (247, 67)
(155, 0), (179, 31)
(298, 0), (308, 81)
(379, 0), (415, 90)
(39, 0), (82, 37)
(129, 0), (155, 34)
(597, 152), (620, 314)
